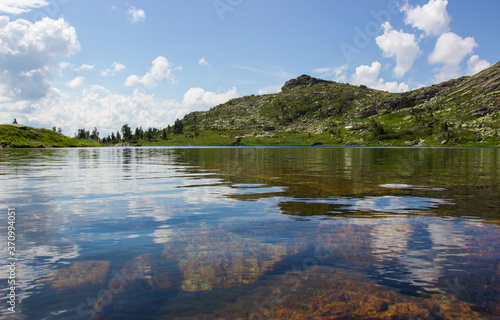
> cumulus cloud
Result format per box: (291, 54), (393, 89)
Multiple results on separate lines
(312, 65), (348, 82)
(77, 64), (95, 72)
(376, 22), (420, 78)
(257, 85), (281, 95)
(125, 56), (180, 88)
(66, 76), (85, 89)
(429, 33), (477, 65)
(101, 61), (126, 76)
(198, 57), (210, 67)
(402, 0), (451, 37)
(0, 16), (80, 102)
(466, 55), (491, 76)
(126, 6), (146, 24)
(0, 0), (48, 14)
(351, 62), (410, 93)
(182, 87), (238, 110)
(429, 32), (477, 82)
(2, 81), (239, 137)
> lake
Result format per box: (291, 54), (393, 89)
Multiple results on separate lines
(0, 147), (499, 319)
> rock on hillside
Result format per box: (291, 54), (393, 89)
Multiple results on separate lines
(281, 75), (330, 91)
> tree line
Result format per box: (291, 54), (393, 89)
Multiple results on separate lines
(74, 119), (184, 144)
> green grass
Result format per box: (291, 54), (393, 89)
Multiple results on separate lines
(3, 122), (498, 149)
(133, 127), (500, 147)
(0, 124), (103, 148)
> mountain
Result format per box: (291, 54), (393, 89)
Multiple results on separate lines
(178, 61), (500, 147)
(1, 63), (499, 148)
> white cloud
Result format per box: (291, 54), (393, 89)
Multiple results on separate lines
(0, 16), (80, 102)
(101, 62), (126, 76)
(12, 86), (186, 137)
(77, 64), (95, 72)
(198, 57), (210, 67)
(351, 62), (410, 93)
(113, 62), (126, 72)
(2, 83), (239, 137)
(429, 33), (477, 66)
(126, 6), (146, 24)
(312, 65), (348, 82)
(125, 56), (180, 88)
(402, 0), (451, 37)
(466, 55), (491, 76)
(66, 76), (85, 89)
(429, 32), (477, 82)
(0, 0), (48, 14)
(376, 22), (420, 78)
(312, 67), (332, 74)
(258, 85), (281, 95)
(333, 65), (348, 82)
(182, 87), (238, 110)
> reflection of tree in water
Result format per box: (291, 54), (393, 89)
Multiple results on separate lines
(40, 261), (110, 290)
(162, 225), (306, 292)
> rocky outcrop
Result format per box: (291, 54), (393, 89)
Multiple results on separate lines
(281, 74), (330, 91)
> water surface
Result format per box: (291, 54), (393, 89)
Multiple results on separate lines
(0, 147), (499, 319)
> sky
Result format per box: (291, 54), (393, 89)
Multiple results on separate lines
(0, 0), (498, 137)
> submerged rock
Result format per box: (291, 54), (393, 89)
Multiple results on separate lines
(40, 261), (110, 290)
(185, 266), (490, 320)
(162, 226), (303, 292)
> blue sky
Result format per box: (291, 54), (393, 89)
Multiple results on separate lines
(0, 0), (498, 137)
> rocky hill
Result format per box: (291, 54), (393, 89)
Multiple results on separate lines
(178, 61), (500, 146)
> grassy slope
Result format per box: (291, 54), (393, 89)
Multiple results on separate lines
(153, 62), (500, 147)
(0, 124), (103, 148)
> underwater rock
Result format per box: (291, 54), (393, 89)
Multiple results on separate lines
(40, 260), (110, 290)
(162, 226), (301, 292)
(191, 266), (490, 320)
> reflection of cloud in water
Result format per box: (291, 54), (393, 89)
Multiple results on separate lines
(150, 225), (174, 244)
(368, 217), (467, 290)
(0, 242), (80, 305)
(348, 196), (449, 214)
(370, 218), (411, 260)
(285, 195), (451, 215)
(397, 219), (467, 289)
(428, 221), (466, 249)
(316, 216), (470, 293)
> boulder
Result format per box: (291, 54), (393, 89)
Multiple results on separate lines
(281, 75), (330, 91)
